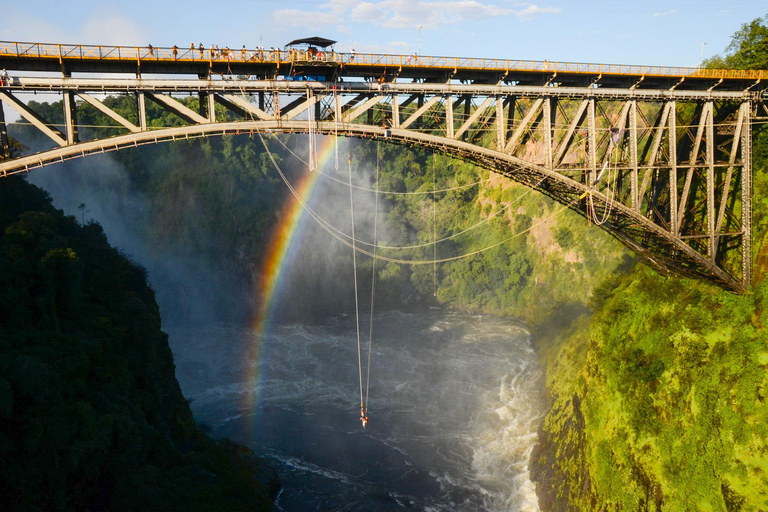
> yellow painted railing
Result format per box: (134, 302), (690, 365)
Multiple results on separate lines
(1, 41), (766, 81)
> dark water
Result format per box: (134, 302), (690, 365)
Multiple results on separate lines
(168, 310), (544, 511)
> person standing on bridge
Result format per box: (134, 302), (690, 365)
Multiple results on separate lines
(172, 45), (178, 60)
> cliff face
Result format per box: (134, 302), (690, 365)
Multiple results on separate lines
(530, 266), (768, 511)
(0, 177), (278, 511)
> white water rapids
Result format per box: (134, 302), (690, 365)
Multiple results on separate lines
(168, 310), (545, 511)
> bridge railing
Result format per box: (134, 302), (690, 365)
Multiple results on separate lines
(1, 41), (766, 81)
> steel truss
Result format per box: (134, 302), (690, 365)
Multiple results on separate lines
(0, 77), (760, 292)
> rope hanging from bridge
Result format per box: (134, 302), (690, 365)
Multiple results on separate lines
(263, 131), (548, 250)
(588, 135), (619, 226)
(346, 152), (366, 428)
(363, 143), (381, 427)
(265, 130), (499, 196)
(433, 152), (437, 297)
(256, 131), (584, 266)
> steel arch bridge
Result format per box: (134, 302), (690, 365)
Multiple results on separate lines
(1, 41), (767, 292)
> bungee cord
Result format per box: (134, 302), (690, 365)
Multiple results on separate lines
(363, 143), (381, 425)
(588, 138), (619, 225)
(265, 130), (498, 196)
(346, 152), (365, 427)
(432, 152), (437, 297)
(265, 130), (548, 251)
(257, 131), (585, 266)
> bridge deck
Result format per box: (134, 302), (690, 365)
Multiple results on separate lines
(1, 41), (767, 92)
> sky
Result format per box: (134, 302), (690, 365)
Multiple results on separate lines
(0, 0), (766, 69)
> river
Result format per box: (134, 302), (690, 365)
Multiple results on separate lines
(168, 310), (545, 511)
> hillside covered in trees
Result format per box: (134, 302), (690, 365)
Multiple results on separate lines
(0, 177), (278, 510)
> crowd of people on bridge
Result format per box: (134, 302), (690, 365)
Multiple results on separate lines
(138, 42), (354, 64)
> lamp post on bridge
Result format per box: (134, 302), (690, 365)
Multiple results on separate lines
(418, 25), (423, 56)
(699, 42), (707, 68)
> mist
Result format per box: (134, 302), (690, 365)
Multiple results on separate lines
(12, 122), (406, 327)
(267, 135), (407, 324)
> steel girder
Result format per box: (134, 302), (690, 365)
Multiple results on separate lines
(0, 78), (759, 292)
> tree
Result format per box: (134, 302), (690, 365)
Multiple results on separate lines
(705, 14), (768, 69)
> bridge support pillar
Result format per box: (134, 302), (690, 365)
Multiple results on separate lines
(587, 97), (597, 184)
(629, 99), (639, 211)
(63, 91), (78, 145)
(706, 100), (716, 262)
(445, 95), (453, 138)
(136, 92), (147, 130)
(544, 97), (553, 170)
(742, 100), (753, 289)
(669, 100), (678, 235)
(495, 95), (504, 152)
(198, 92), (207, 119)
(391, 93), (400, 128)
(0, 101), (9, 160)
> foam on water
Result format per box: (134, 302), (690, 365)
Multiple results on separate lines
(168, 310), (545, 511)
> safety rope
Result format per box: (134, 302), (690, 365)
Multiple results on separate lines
(347, 153), (365, 423)
(265, 129), (545, 250)
(433, 152), (437, 297)
(588, 139), (618, 226)
(266, 130), (497, 196)
(257, 131), (582, 266)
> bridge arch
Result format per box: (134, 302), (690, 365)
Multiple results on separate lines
(0, 117), (745, 292)
(0, 46), (762, 292)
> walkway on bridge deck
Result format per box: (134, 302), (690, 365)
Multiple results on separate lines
(1, 41), (767, 92)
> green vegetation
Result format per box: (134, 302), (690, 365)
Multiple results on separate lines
(0, 177), (277, 511)
(531, 15), (768, 510)
(346, 141), (629, 324)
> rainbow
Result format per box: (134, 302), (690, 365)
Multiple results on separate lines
(242, 134), (345, 425)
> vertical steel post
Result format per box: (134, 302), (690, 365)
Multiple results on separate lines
(462, 96), (471, 140)
(742, 99), (753, 289)
(63, 91), (78, 144)
(273, 92), (281, 126)
(445, 94), (454, 139)
(706, 100), (715, 262)
(198, 92), (207, 119)
(334, 90), (341, 123)
(506, 96), (516, 146)
(630, 99), (639, 211)
(588, 97), (597, 185)
(391, 93), (400, 128)
(208, 93), (215, 122)
(544, 96), (553, 169)
(669, 100), (678, 235)
(496, 94), (504, 152)
(0, 99), (9, 159)
(137, 92), (147, 131)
